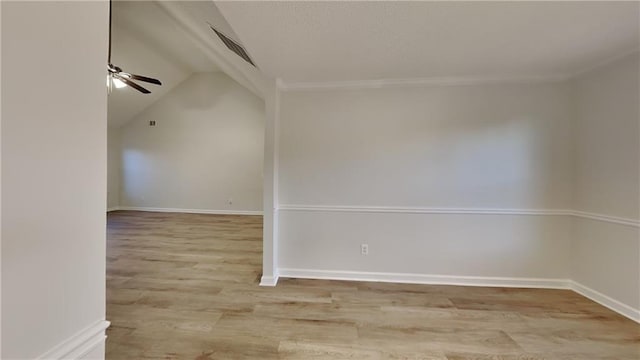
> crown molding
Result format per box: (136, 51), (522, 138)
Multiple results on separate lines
(277, 48), (640, 92)
(569, 48), (640, 80)
(279, 74), (571, 92)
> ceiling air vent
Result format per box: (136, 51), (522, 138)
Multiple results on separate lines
(210, 26), (256, 67)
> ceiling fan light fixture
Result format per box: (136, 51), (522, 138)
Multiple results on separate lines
(106, 0), (161, 95)
(112, 76), (127, 89)
(106, 73), (128, 90)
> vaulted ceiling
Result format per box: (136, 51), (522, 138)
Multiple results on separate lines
(107, 1), (266, 127)
(109, 1), (639, 126)
(216, 1), (640, 83)
(108, 1), (216, 127)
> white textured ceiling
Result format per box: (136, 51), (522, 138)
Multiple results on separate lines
(108, 1), (220, 127)
(216, 1), (640, 83)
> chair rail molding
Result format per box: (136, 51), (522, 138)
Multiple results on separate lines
(278, 204), (640, 227)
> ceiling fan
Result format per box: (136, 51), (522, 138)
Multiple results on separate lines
(107, 0), (162, 94)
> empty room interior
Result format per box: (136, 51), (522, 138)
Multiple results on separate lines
(1, 1), (639, 359)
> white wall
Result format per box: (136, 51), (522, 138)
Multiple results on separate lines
(107, 127), (121, 210)
(571, 53), (640, 314)
(119, 72), (264, 213)
(278, 82), (574, 281)
(1, 1), (109, 359)
(280, 84), (574, 208)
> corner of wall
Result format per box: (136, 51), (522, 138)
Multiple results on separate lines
(107, 126), (122, 211)
(262, 78), (281, 281)
(566, 51), (640, 322)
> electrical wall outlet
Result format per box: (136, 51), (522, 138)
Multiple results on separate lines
(228, 198), (233, 205)
(361, 243), (369, 255)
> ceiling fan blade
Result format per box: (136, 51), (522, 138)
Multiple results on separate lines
(114, 74), (151, 94)
(127, 74), (162, 86)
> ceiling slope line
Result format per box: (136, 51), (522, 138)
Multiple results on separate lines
(154, 1), (267, 99)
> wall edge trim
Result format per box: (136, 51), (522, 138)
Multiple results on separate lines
(571, 210), (639, 227)
(279, 204), (569, 215)
(278, 205), (640, 227)
(570, 281), (640, 323)
(37, 320), (110, 360)
(278, 269), (639, 322)
(569, 48), (639, 79)
(278, 268), (570, 289)
(259, 275), (280, 287)
(117, 206), (263, 216)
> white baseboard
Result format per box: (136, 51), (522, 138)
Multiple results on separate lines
(278, 268), (640, 323)
(106, 206), (120, 212)
(79, 341), (105, 360)
(278, 268), (570, 289)
(570, 281), (640, 323)
(260, 275), (280, 286)
(38, 320), (110, 360)
(117, 206), (263, 216)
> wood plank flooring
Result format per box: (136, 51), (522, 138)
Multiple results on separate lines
(106, 211), (640, 359)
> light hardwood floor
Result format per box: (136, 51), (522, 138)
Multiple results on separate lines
(106, 211), (640, 359)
